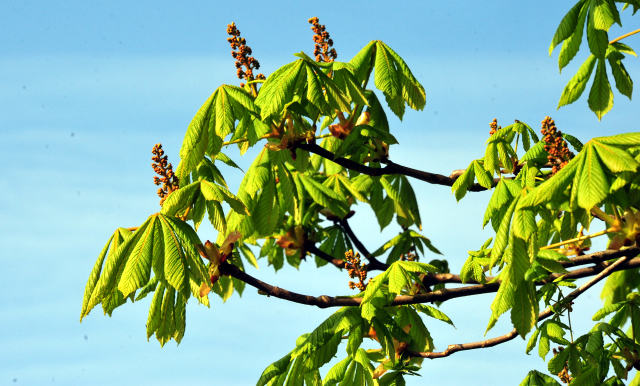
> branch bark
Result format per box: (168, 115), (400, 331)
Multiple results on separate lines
(221, 251), (640, 309)
(304, 241), (346, 269)
(421, 246), (640, 286)
(408, 255), (631, 359)
(296, 142), (494, 191)
(337, 217), (389, 271)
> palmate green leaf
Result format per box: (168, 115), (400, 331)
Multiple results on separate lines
(296, 52), (353, 113)
(257, 353), (294, 386)
(158, 215), (190, 298)
(214, 85), (253, 154)
(155, 286), (176, 347)
(592, 302), (625, 320)
(491, 197), (519, 266)
(347, 323), (365, 358)
(296, 173), (348, 217)
(548, 343), (571, 373)
(484, 142), (500, 176)
(332, 68), (369, 107)
(371, 317), (396, 365)
(593, 141), (640, 172)
(592, 0), (618, 30)
(607, 51), (633, 99)
(519, 370), (562, 386)
(570, 367), (599, 386)
(323, 356), (353, 386)
(239, 148), (271, 200)
(577, 144), (610, 208)
(378, 372), (406, 386)
(349, 41), (376, 84)
(550, 0), (589, 55)
(291, 308), (350, 358)
(374, 42), (403, 120)
(512, 201), (538, 242)
(365, 90), (390, 133)
(177, 85), (255, 179)
(483, 178), (513, 228)
(176, 93), (213, 181)
(451, 161), (476, 201)
(559, 1), (589, 72)
(135, 276), (159, 302)
(473, 160), (493, 189)
(146, 281), (166, 340)
(487, 265), (516, 333)
(387, 261), (437, 294)
(118, 215), (158, 297)
(588, 59), (614, 120)
(160, 181), (200, 217)
(381, 41), (426, 112)
(253, 175), (279, 236)
(587, 10), (609, 58)
(173, 292), (186, 344)
(233, 113), (271, 152)
(414, 304), (455, 327)
(511, 280), (537, 338)
(80, 232), (116, 320)
(255, 60), (305, 123)
(86, 218), (153, 316)
(558, 55), (597, 108)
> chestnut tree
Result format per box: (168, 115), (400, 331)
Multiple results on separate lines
(79, 5), (640, 385)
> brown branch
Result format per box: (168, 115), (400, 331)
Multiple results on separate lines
(220, 250), (640, 309)
(304, 241), (345, 269)
(421, 246), (640, 286)
(336, 218), (389, 271)
(296, 142), (494, 191)
(407, 255), (631, 359)
(610, 28), (640, 44)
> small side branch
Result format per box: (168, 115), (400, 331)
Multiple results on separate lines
(610, 28), (640, 44)
(408, 255), (631, 359)
(304, 241), (346, 269)
(296, 142), (494, 191)
(337, 218), (389, 271)
(421, 246), (640, 286)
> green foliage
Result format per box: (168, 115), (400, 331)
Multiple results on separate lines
(80, 14), (640, 386)
(551, 0), (637, 119)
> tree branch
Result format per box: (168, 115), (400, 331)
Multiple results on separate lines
(304, 241), (346, 269)
(336, 217), (389, 271)
(408, 255), (631, 359)
(296, 142), (493, 191)
(220, 250), (640, 309)
(421, 246), (640, 286)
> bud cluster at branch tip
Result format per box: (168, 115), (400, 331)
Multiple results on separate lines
(552, 347), (572, 384)
(489, 118), (500, 135)
(344, 249), (368, 291)
(226, 22), (265, 85)
(541, 116), (573, 175)
(308, 17), (337, 62)
(151, 143), (179, 206)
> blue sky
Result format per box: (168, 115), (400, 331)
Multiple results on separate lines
(1, 1), (640, 385)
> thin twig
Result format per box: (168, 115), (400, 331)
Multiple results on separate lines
(541, 228), (612, 250)
(337, 218), (389, 271)
(421, 246), (640, 286)
(305, 241), (346, 269)
(407, 255), (631, 359)
(610, 28), (640, 44)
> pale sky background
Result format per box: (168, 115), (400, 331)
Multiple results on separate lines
(2, 1), (640, 385)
